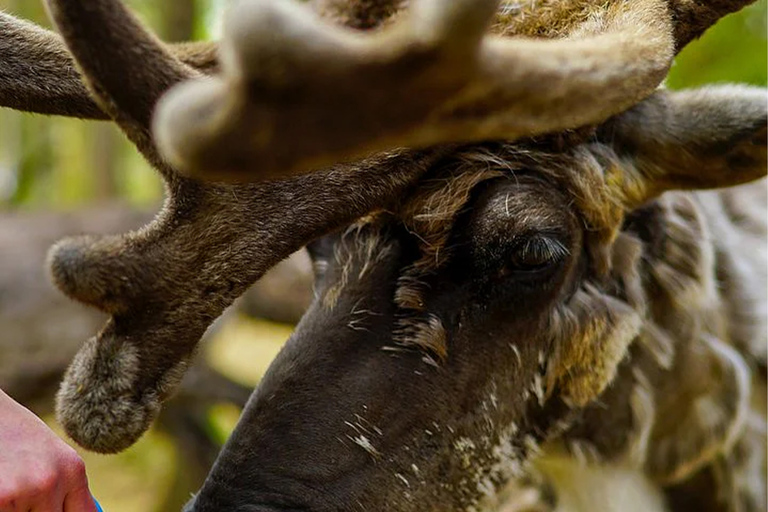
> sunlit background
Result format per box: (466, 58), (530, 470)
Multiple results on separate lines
(0, 1), (765, 511)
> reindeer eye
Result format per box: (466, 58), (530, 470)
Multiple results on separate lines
(501, 236), (569, 276)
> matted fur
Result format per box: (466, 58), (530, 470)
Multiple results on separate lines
(315, 137), (765, 510)
(554, 186), (764, 508)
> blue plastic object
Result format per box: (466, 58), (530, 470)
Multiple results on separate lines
(93, 497), (104, 512)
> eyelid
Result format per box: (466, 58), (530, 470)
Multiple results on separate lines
(517, 235), (570, 261)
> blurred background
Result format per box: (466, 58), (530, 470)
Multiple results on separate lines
(0, 1), (765, 511)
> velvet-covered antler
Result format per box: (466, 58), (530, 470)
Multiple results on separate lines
(10, 0), (442, 454)
(154, 0), (757, 181)
(0, 0), (753, 454)
(2, 0), (752, 124)
(0, 11), (217, 119)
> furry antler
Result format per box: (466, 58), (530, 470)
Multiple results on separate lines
(21, 0), (442, 454)
(154, 0), (673, 179)
(0, 12), (216, 119)
(154, 0), (758, 181)
(2, 0), (752, 123)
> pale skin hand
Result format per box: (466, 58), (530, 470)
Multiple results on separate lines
(0, 390), (97, 512)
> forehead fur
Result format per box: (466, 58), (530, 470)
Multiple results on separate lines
(469, 177), (574, 243)
(396, 141), (635, 269)
(494, 0), (611, 37)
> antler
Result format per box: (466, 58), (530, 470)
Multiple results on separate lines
(10, 0), (445, 454)
(668, 0), (758, 50)
(155, 0), (758, 181)
(0, 11), (217, 119)
(2, 0), (751, 123)
(152, 0), (661, 180)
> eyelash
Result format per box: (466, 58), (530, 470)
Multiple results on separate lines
(495, 235), (569, 279)
(516, 236), (570, 263)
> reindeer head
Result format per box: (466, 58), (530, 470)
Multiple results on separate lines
(179, 91), (764, 510)
(1, 0), (765, 510)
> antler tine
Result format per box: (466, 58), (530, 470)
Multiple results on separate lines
(670, 0), (758, 50)
(153, 0), (677, 181)
(0, 11), (219, 120)
(0, 12), (105, 119)
(44, 0), (198, 146)
(24, 0), (444, 454)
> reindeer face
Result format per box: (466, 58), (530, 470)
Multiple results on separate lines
(186, 89), (767, 506)
(184, 147), (637, 511)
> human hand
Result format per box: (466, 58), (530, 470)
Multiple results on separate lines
(0, 390), (97, 512)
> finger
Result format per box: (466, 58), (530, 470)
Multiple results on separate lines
(0, 487), (27, 512)
(62, 486), (96, 512)
(0, 496), (19, 512)
(2, 476), (64, 512)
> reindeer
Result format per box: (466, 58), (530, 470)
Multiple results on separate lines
(1, 0), (765, 511)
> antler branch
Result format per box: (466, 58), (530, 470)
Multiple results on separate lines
(669, 0), (758, 50)
(43, 0), (202, 171)
(50, 150), (442, 453)
(155, 0), (759, 182)
(154, 0), (677, 180)
(0, 11), (217, 120)
(0, 12), (104, 119)
(3, 0), (444, 453)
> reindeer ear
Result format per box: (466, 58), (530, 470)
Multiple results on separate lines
(599, 85), (767, 206)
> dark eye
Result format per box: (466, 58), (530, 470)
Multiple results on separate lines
(500, 236), (569, 275)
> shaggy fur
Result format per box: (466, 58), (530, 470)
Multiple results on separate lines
(556, 183), (766, 511)
(290, 142), (765, 512)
